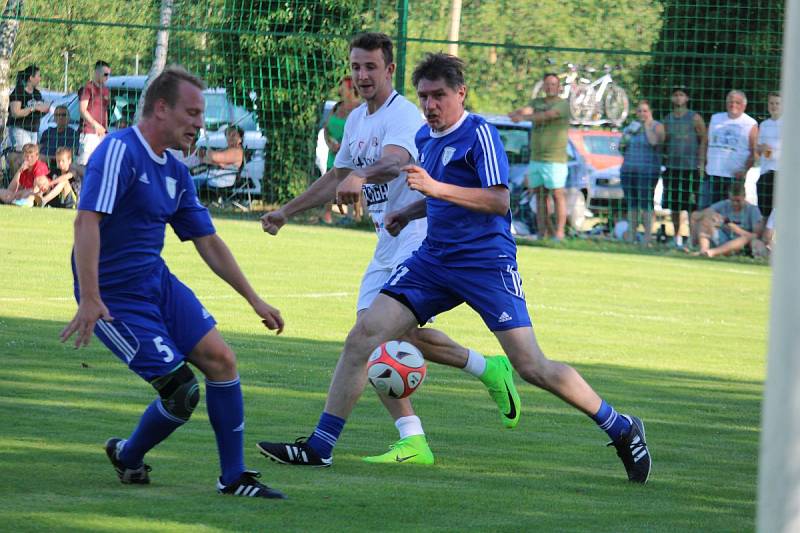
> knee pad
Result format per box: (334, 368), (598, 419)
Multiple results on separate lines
(151, 364), (200, 422)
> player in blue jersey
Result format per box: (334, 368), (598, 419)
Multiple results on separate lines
(258, 53), (651, 483)
(60, 66), (287, 499)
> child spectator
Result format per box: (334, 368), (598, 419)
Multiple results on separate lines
(0, 143), (49, 206)
(36, 147), (77, 208)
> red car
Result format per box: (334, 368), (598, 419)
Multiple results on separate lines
(567, 129), (622, 171)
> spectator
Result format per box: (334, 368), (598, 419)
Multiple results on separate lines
(7, 65), (50, 174)
(195, 125), (244, 189)
(322, 76), (361, 224)
(509, 72), (571, 241)
(754, 208), (775, 259)
(619, 100), (665, 245)
(662, 85), (707, 248)
(36, 146), (77, 208)
(0, 143), (49, 206)
(78, 60), (111, 165)
(756, 91), (781, 218)
(39, 104), (81, 165)
(703, 90), (758, 207)
(690, 182), (762, 258)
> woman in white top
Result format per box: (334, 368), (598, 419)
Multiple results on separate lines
(756, 92), (780, 217)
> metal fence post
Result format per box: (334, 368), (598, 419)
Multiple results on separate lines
(395, 0), (408, 94)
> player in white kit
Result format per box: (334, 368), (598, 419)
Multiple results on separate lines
(259, 33), (520, 465)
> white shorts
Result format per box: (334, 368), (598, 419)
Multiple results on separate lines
(356, 261), (434, 324)
(10, 127), (38, 151)
(357, 263), (394, 312)
(79, 133), (103, 165)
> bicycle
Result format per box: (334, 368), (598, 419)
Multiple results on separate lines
(570, 64), (629, 127)
(531, 60), (596, 125)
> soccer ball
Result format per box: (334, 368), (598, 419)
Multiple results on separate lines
(367, 340), (427, 399)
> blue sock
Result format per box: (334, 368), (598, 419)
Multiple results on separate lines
(306, 412), (346, 459)
(591, 399), (631, 442)
(206, 376), (246, 486)
(118, 398), (185, 467)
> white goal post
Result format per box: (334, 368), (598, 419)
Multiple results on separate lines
(757, 1), (800, 531)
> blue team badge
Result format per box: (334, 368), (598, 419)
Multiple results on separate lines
(165, 176), (177, 199)
(441, 146), (456, 166)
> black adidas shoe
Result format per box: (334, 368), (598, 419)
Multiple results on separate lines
(609, 415), (651, 484)
(217, 470), (287, 499)
(257, 437), (333, 467)
(105, 437), (152, 484)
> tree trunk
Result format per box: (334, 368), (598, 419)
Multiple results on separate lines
(134, 0), (173, 123)
(0, 0), (23, 142)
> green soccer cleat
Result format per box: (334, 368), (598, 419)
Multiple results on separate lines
(480, 355), (521, 429)
(362, 435), (435, 465)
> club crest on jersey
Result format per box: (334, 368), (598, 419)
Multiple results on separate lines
(165, 177), (177, 199)
(441, 146), (456, 166)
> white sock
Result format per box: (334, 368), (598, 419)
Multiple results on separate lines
(674, 235), (683, 246)
(463, 349), (487, 378)
(395, 415), (424, 439)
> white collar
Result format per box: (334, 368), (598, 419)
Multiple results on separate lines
(430, 111), (469, 138)
(133, 126), (167, 165)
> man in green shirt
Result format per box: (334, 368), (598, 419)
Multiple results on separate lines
(509, 73), (571, 240)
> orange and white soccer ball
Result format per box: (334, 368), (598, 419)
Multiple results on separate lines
(367, 340), (427, 399)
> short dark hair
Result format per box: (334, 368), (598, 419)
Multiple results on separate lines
(94, 60), (110, 70)
(142, 65), (205, 117)
(411, 53), (465, 91)
(227, 124), (244, 141)
(768, 91), (781, 99)
(728, 181), (746, 197)
(349, 32), (393, 66)
(543, 72), (559, 82)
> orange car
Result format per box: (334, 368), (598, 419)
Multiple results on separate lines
(567, 128), (622, 171)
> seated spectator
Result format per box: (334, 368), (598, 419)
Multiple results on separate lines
(690, 182), (762, 258)
(195, 125), (244, 189)
(752, 209), (775, 259)
(39, 105), (80, 163)
(36, 147), (77, 208)
(0, 143), (50, 206)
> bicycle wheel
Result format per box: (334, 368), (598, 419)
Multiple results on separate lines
(604, 85), (629, 126)
(569, 83), (595, 124)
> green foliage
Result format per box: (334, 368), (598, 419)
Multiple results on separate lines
(639, 0), (783, 120)
(202, 0), (366, 203)
(397, 0), (663, 114)
(0, 206), (768, 531)
(11, 0), (157, 92)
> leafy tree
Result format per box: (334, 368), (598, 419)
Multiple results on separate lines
(204, 0), (366, 204)
(639, 0), (783, 121)
(10, 0), (157, 92)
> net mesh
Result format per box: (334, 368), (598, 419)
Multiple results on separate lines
(1, 0), (784, 254)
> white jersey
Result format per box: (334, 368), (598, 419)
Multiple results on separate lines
(334, 91), (427, 270)
(758, 118), (781, 174)
(706, 112), (757, 177)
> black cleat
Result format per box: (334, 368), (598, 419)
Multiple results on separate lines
(257, 437), (332, 467)
(105, 437), (152, 484)
(609, 415), (651, 484)
(217, 470), (287, 499)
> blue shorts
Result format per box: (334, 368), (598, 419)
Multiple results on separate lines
(528, 161), (568, 190)
(380, 252), (532, 332)
(83, 265), (216, 382)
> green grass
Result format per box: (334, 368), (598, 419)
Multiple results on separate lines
(0, 205), (769, 532)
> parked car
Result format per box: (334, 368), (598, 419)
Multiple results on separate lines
(37, 76), (266, 191)
(568, 128), (623, 171)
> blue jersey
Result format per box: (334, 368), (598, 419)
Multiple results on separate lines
(75, 126), (215, 289)
(416, 112), (515, 264)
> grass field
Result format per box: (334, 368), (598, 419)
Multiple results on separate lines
(0, 206), (770, 532)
